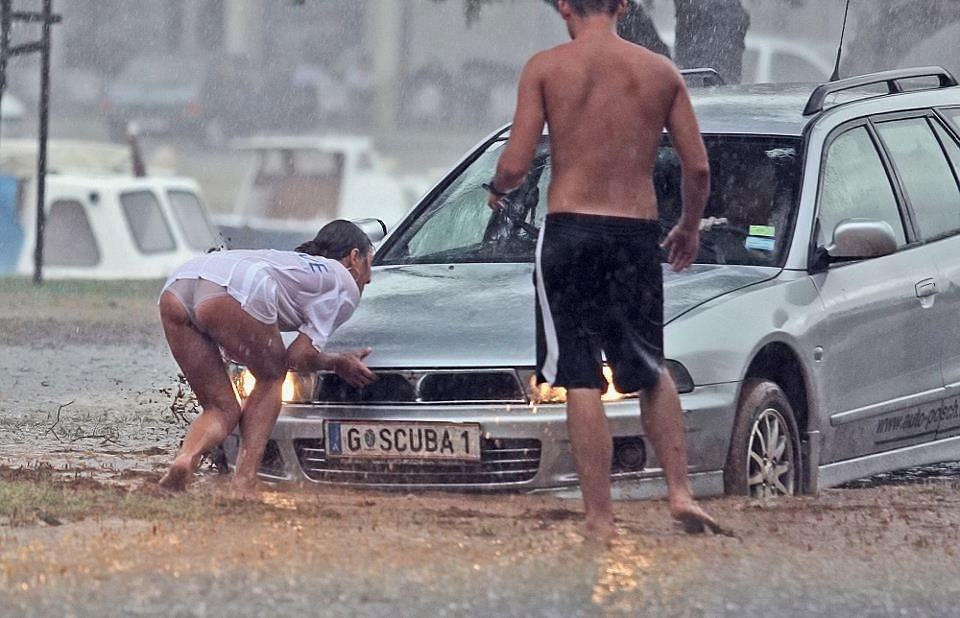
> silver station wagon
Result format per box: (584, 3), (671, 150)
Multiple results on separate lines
(225, 67), (960, 499)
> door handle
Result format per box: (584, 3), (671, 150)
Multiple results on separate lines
(915, 278), (939, 298)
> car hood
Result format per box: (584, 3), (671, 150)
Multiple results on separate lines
(324, 262), (777, 368)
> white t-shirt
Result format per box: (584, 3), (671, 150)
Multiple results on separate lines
(163, 249), (360, 351)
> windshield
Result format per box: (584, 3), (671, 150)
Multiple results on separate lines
(379, 135), (802, 267)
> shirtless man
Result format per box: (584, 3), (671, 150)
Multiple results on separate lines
(487, 0), (717, 540)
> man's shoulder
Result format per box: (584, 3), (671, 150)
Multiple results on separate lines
(621, 41), (681, 77)
(525, 45), (568, 71)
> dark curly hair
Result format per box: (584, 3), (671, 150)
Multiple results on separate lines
(566, 0), (621, 16)
(294, 220), (373, 260)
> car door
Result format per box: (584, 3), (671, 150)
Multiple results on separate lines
(874, 113), (960, 442)
(809, 122), (945, 462)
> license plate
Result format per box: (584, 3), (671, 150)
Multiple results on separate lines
(325, 421), (481, 461)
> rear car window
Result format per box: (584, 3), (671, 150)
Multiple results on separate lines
(817, 126), (907, 248)
(875, 118), (960, 241)
(167, 190), (217, 251)
(120, 190), (176, 254)
(44, 200), (100, 267)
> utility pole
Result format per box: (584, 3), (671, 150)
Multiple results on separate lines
(0, 0), (61, 285)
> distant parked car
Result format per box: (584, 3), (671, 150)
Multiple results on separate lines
(662, 32), (833, 84)
(225, 67), (960, 500)
(103, 54), (260, 143)
(103, 55), (208, 140)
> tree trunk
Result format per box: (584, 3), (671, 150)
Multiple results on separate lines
(844, 0), (960, 77)
(618, 1), (670, 57)
(674, 0), (750, 84)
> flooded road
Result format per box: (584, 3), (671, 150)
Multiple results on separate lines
(3, 278), (960, 615)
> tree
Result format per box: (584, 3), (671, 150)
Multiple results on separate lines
(444, 0), (750, 83)
(844, 0), (960, 77)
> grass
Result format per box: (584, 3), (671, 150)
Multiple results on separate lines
(0, 276), (164, 299)
(0, 465), (339, 528)
(0, 466), (218, 527)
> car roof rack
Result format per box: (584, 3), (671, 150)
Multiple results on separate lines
(803, 66), (958, 116)
(680, 68), (725, 87)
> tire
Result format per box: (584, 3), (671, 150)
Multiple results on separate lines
(724, 378), (801, 497)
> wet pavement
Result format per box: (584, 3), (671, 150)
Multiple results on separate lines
(3, 278), (960, 615)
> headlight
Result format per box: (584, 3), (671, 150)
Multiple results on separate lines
(230, 366), (317, 404)
(525, 361), (694, 404)
(526, 365), (635, 404)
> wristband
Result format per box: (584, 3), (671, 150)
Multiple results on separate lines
(482, 181), (509, 197)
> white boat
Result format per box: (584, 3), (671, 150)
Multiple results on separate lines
(214, 135), (421, 249)
(0, 140), (220, 280)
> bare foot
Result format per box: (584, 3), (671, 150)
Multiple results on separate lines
(580, 518), (619, 546)
(158, 460), (192, 492)
(228, 476), (265, 500)
(670, 499), (729, 536)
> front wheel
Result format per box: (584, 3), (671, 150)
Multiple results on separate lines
(724, 379), (801, 498)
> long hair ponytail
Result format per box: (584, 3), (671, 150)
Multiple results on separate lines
(294, 220), (373, 260)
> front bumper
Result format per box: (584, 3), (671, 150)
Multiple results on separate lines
(223, 382), (740, 494)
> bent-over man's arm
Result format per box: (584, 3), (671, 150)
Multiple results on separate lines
(487, 54), (547, 208)
(662, 70), (711, 271)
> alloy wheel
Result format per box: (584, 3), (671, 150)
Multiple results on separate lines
(746, 407), (795, 498)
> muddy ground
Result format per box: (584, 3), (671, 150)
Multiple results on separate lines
(2, 278), (960, 616)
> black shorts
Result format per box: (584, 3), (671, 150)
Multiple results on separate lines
(535, 212), (664, 393)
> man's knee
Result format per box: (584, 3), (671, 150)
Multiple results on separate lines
(250, 356), (286, 383)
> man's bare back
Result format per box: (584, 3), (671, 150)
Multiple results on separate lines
(539, 38), (682, 219)
(489, 10), (709, 268)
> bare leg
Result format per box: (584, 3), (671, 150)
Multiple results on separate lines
(641, 369), (719, 533)
(566, 388), (616, 542)
(158, 293), (242, 491)
(193, 296), (286, 492)
(233, 377), (283, 490)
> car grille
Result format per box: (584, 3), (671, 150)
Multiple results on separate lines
(294, 437), (541, 486)
(311, 369), (527, 404)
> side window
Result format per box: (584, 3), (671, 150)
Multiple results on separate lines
(817, 126), (906, 248)
(943, 107), (960, 133)
(45, 200), (100, 267)
(875, 118), (960, 241)
(932, 119), (960, 182)
(120, 190), (176, 254)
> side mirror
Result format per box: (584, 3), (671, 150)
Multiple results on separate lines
(812, 218), (898, 271)
(351, 217), (388, 243)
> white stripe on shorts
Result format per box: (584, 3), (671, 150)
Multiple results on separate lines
(535, 220), (559, 384)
